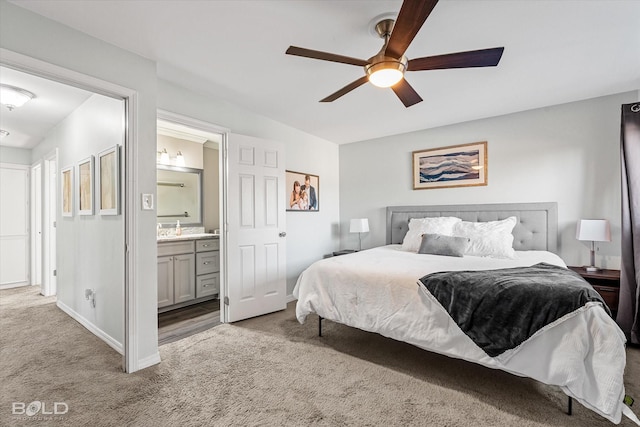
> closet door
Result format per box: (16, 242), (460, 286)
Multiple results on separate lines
(0, 164), (29, 288)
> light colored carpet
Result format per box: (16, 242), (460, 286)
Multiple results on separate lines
(1, 286), (638, 426)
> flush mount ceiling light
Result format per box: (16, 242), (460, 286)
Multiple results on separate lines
(0, 129), (9, 139)
(0, 84), (36, 111)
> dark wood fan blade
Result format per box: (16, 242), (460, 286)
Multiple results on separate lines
(320, 76), (369, 102)
(408, 47), (505, 71)
(385, 0), (439, 59)
(286, 46), (369, 67)
(391, 78), (423, 107)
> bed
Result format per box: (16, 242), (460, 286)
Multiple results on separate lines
(293, 202), (637, 425)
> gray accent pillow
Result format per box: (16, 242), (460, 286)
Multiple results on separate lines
(418, 233), (470, 257)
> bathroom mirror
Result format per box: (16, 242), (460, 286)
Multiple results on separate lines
(157, 165), (203, 226)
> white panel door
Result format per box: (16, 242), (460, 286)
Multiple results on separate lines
(226, 134), (286, 322)
(0, 164), (29, 288)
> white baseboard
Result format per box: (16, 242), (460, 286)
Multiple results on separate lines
(56, 300), (123, 355)
(286, 294), (296, 303)
(0, 281), (29, 290)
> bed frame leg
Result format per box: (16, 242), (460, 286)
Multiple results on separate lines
(567, 396), (572, 415)
(318, 316), (323, 337)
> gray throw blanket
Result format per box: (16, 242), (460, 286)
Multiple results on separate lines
(418, 263), (609, 357)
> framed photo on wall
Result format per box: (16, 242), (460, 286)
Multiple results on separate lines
(97, 145), (120, 215)
(286, 170), (319, 211)
(77, 155), (94, 215)
(413, 141), (487, 190)
(61, 165), (74, 217)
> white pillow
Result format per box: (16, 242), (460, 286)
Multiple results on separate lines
(401, 216), (462, 252)
(452, 216), (517, 259)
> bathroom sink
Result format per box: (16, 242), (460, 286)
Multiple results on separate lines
(157, 233), (219, 242)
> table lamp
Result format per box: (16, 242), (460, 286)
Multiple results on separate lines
(350, 218), (369, 251)
(576, 219), (611, 272)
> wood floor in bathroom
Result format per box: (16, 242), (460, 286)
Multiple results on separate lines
(158, 299), (221, 346)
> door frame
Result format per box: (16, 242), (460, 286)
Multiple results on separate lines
(30, 161), (42, 288)
(157, 110), (229, 321)
(1, 48), (138, 372)
(41, 149), (57, 296)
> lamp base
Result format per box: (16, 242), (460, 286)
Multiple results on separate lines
(585, 266), (599, 273)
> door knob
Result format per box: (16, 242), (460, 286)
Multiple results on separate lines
(279, 232), (287, 237)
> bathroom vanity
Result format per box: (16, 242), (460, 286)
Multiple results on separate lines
(157, 234), (219, 312)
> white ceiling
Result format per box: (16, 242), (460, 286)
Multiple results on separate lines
(0, 66), (92, 148)
(6, 0), (640, 145)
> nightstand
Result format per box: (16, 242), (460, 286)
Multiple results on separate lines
(332, 249), (357, 256)
(568, 266), (620, 315)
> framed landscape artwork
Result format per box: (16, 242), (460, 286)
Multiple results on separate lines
(78, 155), (94, 215)
(413, 141), (487, 190)
(61, 166), (74, 217)
(286, 170), (319, 211)
(97, 145), (120, 215)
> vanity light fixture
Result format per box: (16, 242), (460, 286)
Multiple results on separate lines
(176, 151), (185, 167)
(158, 148), (170, 164)
(0, 129), (9, 139)
(0, 84), (36, 111)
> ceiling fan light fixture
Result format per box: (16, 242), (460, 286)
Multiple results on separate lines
(0, 84), (36, 111)
(366, 60), (405, 88)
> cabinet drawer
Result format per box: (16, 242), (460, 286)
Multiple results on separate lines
(196, 238), (219, 252)
(196, 251), (220, 275)
(158, 241), (194, 257)
(592, 285), (619, 312)
(197, 273), (219, 298)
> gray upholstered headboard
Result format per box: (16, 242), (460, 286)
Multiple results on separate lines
(386, 202), (558, 253)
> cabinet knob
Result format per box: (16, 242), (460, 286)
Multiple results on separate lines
(279, 232), (287, 237)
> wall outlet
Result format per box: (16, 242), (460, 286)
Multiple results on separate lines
(85, 289), (96, 308)
(141, 193), (154, 210)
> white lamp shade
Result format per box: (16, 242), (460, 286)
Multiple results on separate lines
(350, 218), (369, 233)
(576, 219), (611, 242)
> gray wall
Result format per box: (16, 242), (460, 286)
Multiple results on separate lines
(0, 146), (31, 165)
(34, 94), (125, 347)
(203, 146), (220, 232)
(339, 91), (639, 269)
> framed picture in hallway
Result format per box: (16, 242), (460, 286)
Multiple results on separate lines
(61, 166), (74, 217)
(286, 170), (319, 211)
(97, 145), (120, 215)
(413, 141), (488, 190)
(77, 155), (94, 215)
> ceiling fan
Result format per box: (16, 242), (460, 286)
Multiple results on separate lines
(285, 0), (504, 107)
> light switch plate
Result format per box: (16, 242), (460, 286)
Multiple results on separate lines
(141, 193), (154, 210)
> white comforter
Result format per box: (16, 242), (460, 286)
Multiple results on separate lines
(293, 245), (636, 424)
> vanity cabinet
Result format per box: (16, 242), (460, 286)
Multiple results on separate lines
(157, 237), (219, 311)
(157, 241), (196, 308)
(195, 238), (220, 298)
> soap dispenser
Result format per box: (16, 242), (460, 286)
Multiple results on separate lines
(175, 220), (182, 236)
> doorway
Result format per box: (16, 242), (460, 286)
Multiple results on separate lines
(1, 51), (132, 371)
(155, 112), (226, 345)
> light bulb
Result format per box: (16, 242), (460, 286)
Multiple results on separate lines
(369, 68), (403, 88)
(176, 151), (185, 167)
(159, 148), (169, 164)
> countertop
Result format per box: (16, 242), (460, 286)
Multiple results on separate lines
(157, 233), (219, 243)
